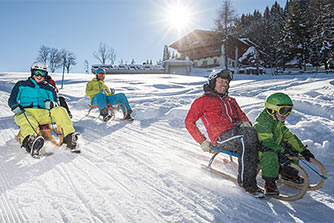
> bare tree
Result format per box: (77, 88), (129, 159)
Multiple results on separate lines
(37, 45), (50, 63)
(215, 0), (237, 69)
(93, 42), (110, 64)
(61, 50), (77, 73)
(108, 47), (117, 65)
(215, 0), (237, 36)
(49, 48), (62, 72)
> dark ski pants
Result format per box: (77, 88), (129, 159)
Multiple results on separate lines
(59, 96), (72, 117)
(215, 126), (259, 188)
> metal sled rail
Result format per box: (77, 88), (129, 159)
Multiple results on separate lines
(87, 103), (128, 121)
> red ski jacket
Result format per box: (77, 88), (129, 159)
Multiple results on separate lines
(185, 86), (250, 146)
(46, 76), (59, 94)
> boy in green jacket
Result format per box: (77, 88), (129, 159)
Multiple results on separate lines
(253, 92), (315, 195)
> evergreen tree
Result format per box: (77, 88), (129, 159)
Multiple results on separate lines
(276, 0), (310, 69)
(308, 0), (323, 68)
(267, 2), (285, 68)
(320, 0), (334, 68)
(163, 45), (170, 61)
(285, 0), (310, 69)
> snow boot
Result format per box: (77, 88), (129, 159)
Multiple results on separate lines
(22, 135), (44, 158)
(100, 107), (112, 122)
(124, 109), (134, 121)
(265, 180), (279, 196)
(244, 186), (265, 199)
(64, 132), (80, 152)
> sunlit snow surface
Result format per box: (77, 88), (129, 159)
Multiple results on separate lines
(0, 71), (333, 222)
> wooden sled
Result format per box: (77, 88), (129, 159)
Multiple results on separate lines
(16, 123), (64, 146)
(202, 146), (327, 202)
(87, 103), (128, 121)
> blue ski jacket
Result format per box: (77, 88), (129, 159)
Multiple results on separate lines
(8, 77), (58, 109)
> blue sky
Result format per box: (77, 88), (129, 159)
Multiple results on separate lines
(0, 0), (286, 73)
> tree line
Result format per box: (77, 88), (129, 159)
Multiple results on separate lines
(215, 0), (334, 70)
(37, 42), (117, 73)
(37, 45), (77, 73)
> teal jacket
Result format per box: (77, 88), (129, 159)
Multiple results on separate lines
(8, 77), (58, 109)
(253, 109), (306, 154)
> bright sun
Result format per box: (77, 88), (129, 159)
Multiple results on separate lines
(164, 1), (193, 32)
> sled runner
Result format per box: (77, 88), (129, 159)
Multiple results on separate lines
(16, 123), (63, 146)
(87, 103), (128, 121)
(202, 146), (327, 202)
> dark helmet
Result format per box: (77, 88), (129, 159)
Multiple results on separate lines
(208, 69), (232, 89)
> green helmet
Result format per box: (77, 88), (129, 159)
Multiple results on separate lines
(265, 93), (293, 116)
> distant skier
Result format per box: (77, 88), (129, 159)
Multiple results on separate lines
(253, 92), (315, 195)
(45, 74), (72, 118)
(85, 68), (133, 121)
(8, 62), (79, 157)
(185, 70), (263, 197)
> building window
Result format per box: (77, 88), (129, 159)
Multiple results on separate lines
(214, 58), (217, 64)
(202, 60), (207, 66)
(193, 62), (198, 67)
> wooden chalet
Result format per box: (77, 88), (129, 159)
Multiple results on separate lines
(169, 29), (261, 68)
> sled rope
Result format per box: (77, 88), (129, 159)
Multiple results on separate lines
(285, 147), (327, 180)
(23, 111), (39, 136)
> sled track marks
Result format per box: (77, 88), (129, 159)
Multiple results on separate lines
(77, 123), (217, 222)
(58, 153), (166, 222)
(0, 163), (26, 223)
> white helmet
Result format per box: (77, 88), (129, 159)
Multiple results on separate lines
(31, 61), (48, 72)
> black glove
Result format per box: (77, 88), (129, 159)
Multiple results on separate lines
(44, 100), (56, 110)
(11, 104), (24, 114)
(279, 153), (291, 166)
(300, 149), (315, 161)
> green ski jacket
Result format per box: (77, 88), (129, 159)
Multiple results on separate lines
(254, 109), (306, 154)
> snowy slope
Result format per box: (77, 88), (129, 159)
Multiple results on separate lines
(0, 71), (333, 222)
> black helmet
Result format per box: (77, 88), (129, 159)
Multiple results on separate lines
(208, 69), (232, 89)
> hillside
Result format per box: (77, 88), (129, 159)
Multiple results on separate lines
(0, 72), (333, 222)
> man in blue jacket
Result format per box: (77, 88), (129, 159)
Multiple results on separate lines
(8, 62), (79, 157)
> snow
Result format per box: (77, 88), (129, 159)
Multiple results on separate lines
(0, 71), (334, 222)
(239, 46), (258, 63)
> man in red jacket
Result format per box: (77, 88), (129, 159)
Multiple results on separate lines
(185, 70), (262, 197)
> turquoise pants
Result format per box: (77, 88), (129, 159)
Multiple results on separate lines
(91, 92), (131, 113)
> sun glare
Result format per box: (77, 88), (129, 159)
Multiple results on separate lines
(163, 1), (194, 33)
(153, 0), (199, 39)
(166, 4), (191, 30)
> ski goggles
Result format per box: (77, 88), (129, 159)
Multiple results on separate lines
(277, 105), (293, 116)
(33, 69), (47, 77)
(97, 72), (106, 76)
